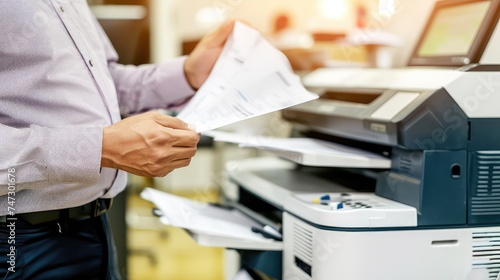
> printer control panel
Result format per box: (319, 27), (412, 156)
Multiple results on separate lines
(312, 193), (392, 210)
(285, 193), (417, 228)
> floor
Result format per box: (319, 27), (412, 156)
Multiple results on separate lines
(126, 188), (225, 280)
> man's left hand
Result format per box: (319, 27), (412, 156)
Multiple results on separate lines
(184, 19), (235, 90)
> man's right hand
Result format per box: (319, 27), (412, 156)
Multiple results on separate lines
(101, 111), (200, 177)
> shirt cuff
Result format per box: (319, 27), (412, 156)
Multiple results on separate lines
(40, 125), (103, 185)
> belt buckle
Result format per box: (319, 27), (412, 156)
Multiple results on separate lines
(90, 198), (112, 217)
(90, 200), (99, 218)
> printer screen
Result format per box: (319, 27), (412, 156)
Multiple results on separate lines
(417, 1), (491, 57)
(407, 0), (499, 66)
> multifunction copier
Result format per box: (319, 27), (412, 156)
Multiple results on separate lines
(224, 65), (500, 280)
(223, 0), (500, 279)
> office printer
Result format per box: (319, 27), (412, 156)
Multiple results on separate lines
(142, 0), (500, 279)
(224, 0), (500, 279)
(226, 66), (500, 279)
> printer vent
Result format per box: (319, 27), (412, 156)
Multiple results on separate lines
(398, 156), (413, 174)
(292, 223), (314, 266)
(472, 231), (500, 279)
(471, 151), (500, 217)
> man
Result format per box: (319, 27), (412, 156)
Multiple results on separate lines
(0, 1), (234, 279)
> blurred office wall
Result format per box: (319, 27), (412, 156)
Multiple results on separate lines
(89, 0), (440, 66)
(151, 0), (439, 66)
(177, 0), (356, 41)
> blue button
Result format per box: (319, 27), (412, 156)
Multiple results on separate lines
(320, 194), (331, 201)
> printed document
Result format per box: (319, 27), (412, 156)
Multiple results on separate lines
(176, 21), (318, 132)
(204, 131), (391, 168)
(141, 188), (274, 242)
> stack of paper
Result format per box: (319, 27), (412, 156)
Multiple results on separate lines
(176, 21), (318, 132)
(204, 131), (391, 169)
(140, 188), (283, 250)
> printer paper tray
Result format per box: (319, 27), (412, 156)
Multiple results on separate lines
(204, 131), (391, 168)
(141, 188), (283, 251)
(186, 230), (283, 251)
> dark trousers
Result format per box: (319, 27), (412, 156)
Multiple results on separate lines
(0, 213), (121, 280)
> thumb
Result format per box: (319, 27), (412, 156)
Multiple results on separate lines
(207, 19), (235, 47)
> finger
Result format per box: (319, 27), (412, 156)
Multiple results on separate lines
(157, 158), (193, 177)
(169, 157), (193, 168)
(157, 146), (197, 163)
(163, 128), (200, 147)
(147, 148), (196, 175)
(148, 125), (199, 147)
(150, 113), (191, 130)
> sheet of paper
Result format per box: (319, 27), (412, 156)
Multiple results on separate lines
(176, 21), (318, 132)
(203, 131), (391, 168)
(202, 130), (273, 147)
(140, 188), (274, 242)
(204, 131), (381, 157)
(232, 269), (254, 280)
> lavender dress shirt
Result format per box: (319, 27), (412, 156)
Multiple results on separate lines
(0, 0), (195, 215)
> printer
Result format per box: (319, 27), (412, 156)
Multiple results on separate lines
(222, 0), (500, 279)
(144, 0), (500, 279)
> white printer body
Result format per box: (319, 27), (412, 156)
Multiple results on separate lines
(281, 66), (500, 280)
(223, 66), (500, 280)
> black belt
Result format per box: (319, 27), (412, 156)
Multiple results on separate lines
(0, 198), (112, 225)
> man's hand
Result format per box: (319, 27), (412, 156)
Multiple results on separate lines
(184, 19), (235, 90)
(101, 111), (200, 177)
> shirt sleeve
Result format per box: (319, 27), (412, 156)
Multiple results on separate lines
(0, 124), (102, 195)
(94, 17), (196, 115)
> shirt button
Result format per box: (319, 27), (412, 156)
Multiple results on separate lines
(89, 60), (94, 67)
(60, 6), (65, 12)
